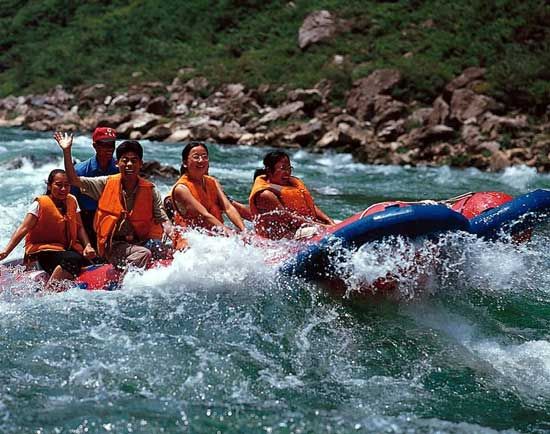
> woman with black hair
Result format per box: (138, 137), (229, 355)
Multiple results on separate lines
(249, 151), (334, 240)
(0, 169), (96, 290)
(168, 142), (245, 245)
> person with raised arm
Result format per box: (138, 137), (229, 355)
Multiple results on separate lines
(0, 169), (96, 291)
(55, 132), (173, 269)
(249, 150), (334, 240)
(72, 126), (119, 247)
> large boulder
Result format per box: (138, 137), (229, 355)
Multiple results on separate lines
(258, 101), (305, 124)
(287, 88), (324, 116)
(445, 67), (486, 96)
(141, 161), (179, 180)
(480, 113), (528, 137)
(372, 95), (407, 126)
(461, 124), (483, 147)
(298, 10), (337, 50)
(146, 96), (170, 116)
(450, 89), (497, 123)
(117, 113), (160, 137)
(377, 119), (405, 141)
(165, 128), (192, 143)
(142, 124), (173, 141)
(45, 85), (74, 106)
(216, 121), (246, 144)
(404, 125), (455, 147)
(346, 69), (402, 121)
(427, 96), (449, 126)
(282, 120), (324, 146)
(315, 123), (373, 152)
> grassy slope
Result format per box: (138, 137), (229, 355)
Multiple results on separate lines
(1, 0), (549, 112)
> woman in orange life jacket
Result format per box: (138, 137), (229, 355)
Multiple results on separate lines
(249, 151), (334, 240)
(167, 142), (245, 248)
(0, 169), (96, 290)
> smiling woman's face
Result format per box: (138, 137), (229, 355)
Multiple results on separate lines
(267, 156), (292, 185)
(49, 173), (71, 201)
(186, 145), (209, 177)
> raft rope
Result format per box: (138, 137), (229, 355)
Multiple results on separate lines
(359, 192), (475, 220)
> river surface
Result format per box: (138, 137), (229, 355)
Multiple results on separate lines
(0, 127), (550, 433)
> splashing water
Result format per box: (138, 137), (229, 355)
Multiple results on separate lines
(0, 128), (549, 433)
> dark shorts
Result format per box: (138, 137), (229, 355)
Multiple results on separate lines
(32, 250), (88, 277)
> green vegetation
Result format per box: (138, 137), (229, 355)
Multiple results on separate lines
(1, 0), (548, 113)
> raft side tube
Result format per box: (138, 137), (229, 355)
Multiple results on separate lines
(280, 204), (469, 279)
(468, 189), (550, 240)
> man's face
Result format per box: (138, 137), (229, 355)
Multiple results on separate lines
(117, 152), (142, 179)
(93, 140), (115, 166)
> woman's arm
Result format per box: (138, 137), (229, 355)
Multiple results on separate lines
(214, 180), (245, 232)
(230, 200), (253, 222)
(0, 213), (38, 261)
(314, 205), (335, 225)
(255, 190), (313, 227)
(173, 184), (225, 229)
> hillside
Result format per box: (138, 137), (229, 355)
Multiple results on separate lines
(1, 0), (548, 113)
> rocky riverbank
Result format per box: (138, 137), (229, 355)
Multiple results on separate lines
(1, 66), (549, 172)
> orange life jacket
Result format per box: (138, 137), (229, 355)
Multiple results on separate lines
(25, 195), (83, 256)
(94, 174), (163, 257)
(248, 175), (317, 239)
(170, 174), (223, 230)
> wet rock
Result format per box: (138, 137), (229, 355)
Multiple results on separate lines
(0, 153), (59, 170)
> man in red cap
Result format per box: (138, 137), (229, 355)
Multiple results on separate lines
(72, 127), (119, 248)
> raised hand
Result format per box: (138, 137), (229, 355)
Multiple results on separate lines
(53, 131), (73, 151)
